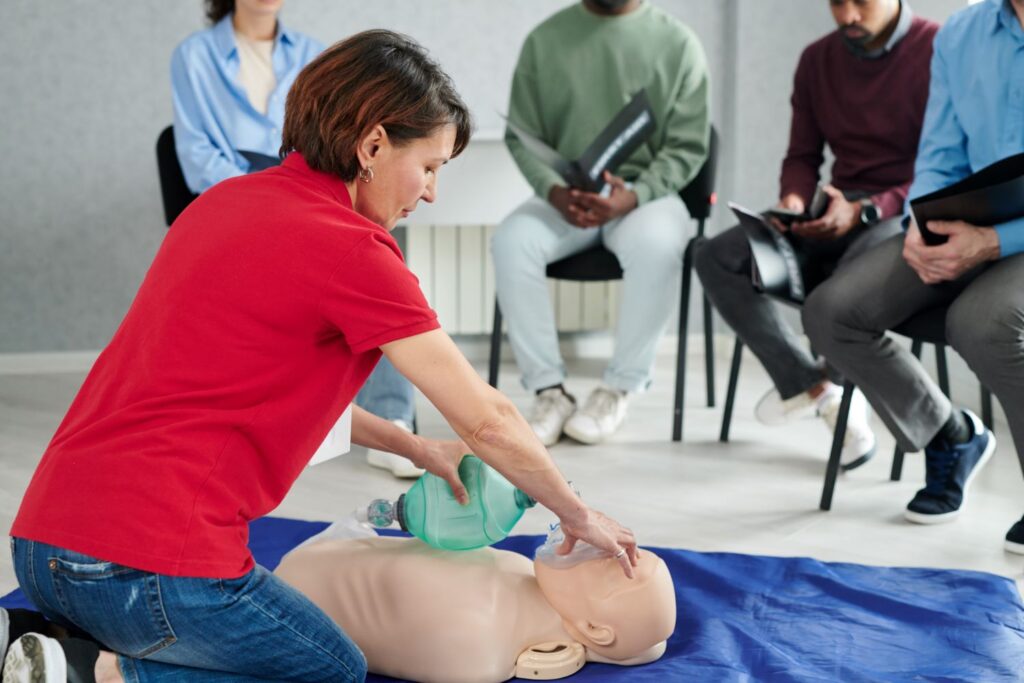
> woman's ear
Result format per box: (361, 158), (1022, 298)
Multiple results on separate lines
(573, 620), (615, 647)
(356, 124), (390, 170)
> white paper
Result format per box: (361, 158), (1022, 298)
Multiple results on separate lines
(308, 406), (352, 466)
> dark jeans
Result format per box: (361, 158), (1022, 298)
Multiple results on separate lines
(11, 538), (367, 682)
(694, 216), (902, 399)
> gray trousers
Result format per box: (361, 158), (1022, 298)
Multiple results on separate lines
(803, 233), (1024, 475)
(694, 217), (902, 399)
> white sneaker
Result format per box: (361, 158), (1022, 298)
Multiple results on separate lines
(528, 388), (577, 447)
(754, 387), (818, 425)
(563, 385), (629, 445)
(3, 633), (66, 683)
(366, 420), (425, 479)
(816, 386), (876, 471)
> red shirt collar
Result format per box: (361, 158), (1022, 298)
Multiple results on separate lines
(281, 153), (353, 208)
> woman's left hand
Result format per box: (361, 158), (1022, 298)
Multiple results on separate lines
(411, 438), (470, 504)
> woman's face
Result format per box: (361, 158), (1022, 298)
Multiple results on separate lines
(354, 125), (456, 230)
(235, 0), (284, 19)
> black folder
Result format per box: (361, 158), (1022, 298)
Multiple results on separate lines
(911, 151), (1024, 246)
(239, 150), (281, 172)
(730, 202), (807, 304)
(504, 90), (656, 193)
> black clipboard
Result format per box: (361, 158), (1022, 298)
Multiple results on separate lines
(504, 90), (656, 193)
(911, 152), (1024, 246)
(730, 202), (807, 304)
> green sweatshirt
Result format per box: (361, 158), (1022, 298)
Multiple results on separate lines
(505, 1), (710, 205)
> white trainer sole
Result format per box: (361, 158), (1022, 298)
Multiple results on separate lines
(3, 633), (66, 683)
(904, 431), (996, 525)
(1004, 538), (1024, 555)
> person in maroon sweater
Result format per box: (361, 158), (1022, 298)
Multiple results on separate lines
(695, 0), (938, 469)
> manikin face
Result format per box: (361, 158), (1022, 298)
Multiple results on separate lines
(235, 0), (284, 20)
(352, 125), (455, 231)
(534, 549), (676, 662)
(830, 0), (900, 48)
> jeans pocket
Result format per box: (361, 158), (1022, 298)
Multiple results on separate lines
(50, 557), (177, 658)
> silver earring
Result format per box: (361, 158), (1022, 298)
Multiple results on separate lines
(359, 166), (374, 183)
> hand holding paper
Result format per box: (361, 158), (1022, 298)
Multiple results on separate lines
(902, 218), (1000, 285)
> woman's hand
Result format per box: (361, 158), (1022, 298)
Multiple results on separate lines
(410, 438), (470, 505)
(558, 507), (639, 579)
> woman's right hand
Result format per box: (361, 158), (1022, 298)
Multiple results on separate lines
(558, 507), (638, 579)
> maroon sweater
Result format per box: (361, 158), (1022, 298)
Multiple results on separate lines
(779, 16), (939, 219)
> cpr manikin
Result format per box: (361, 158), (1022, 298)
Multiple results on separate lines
(274, 525), (676, 683)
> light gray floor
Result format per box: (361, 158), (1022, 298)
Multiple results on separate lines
(2, 343), (1022, 599)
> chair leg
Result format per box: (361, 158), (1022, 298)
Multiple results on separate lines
(821, 380), (855, 511)
(488, 300), (503, 388)
(981, 386), (994, 430)
(891, 339), (926, 472)
(719, 338), (744, 442)
(935, 344), (950, 398)
(703, 295), (715, 408)
(674, 238), (698, 441)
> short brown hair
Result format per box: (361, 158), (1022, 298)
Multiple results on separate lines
(282, 30), (473, 181)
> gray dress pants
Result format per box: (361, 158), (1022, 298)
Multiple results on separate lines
(694, 217), (901, 399)
(803, 233), (1024, 475)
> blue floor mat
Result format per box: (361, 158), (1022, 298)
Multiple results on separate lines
(4, 516), (1023, 681)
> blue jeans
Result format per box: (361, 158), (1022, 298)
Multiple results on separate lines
(492, 195), (688, 393)
(11, 538), (366, 682)
(356, 356), (415, 426)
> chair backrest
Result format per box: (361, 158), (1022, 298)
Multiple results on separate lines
(156, 126), (199, 227)
(678, 125), (719, 221)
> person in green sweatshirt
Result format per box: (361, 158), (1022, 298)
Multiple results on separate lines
(492, 0), (710, 446)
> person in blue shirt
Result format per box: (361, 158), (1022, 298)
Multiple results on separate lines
(172, 0), (423, 478)
(804, 0), (1024, 552)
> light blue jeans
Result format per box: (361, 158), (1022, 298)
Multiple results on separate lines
(11, 538), (366, 682)
(492, 195), (688, 393)
(356, 357), (415, 426)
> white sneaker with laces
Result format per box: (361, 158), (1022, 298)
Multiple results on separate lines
(3, 633), (66, 683)
(816, 386), (876, 470)
(366, 420), (426, 479)
(528, 388), (577, 447)
(563, 385), (629, 445)
(754, 387), (818, 425)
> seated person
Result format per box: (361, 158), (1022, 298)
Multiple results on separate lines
(494, 0), (710, 445)
(694, 0), (938, 468)
(172, 0), (419, 478)
(274, 531), (675, 683)
(805, 0), (1023, 543)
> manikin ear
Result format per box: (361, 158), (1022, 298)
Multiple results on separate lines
(355, 124), (390, 171)
(573, 620), (615, 647)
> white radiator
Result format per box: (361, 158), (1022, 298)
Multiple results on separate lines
(405, 224), (621, 335)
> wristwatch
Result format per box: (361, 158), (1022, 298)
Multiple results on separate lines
(859, 199), (881, 226)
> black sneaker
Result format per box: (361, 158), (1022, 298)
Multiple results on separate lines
(905, 409), (995, 525)
(1006, 515), (1024, 555)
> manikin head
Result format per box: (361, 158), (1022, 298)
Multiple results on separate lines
(534, 548), (676, 663)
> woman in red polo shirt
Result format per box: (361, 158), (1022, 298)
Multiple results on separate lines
(4, 30), (638, 683)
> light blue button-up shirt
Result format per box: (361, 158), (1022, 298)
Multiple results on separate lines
(171, 15), (323, 193)
(908, 0), (1024, 256)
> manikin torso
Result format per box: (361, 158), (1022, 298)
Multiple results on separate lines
(274, 536), (672, 683)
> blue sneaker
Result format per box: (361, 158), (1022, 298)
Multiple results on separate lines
(904, 409), (995, 525)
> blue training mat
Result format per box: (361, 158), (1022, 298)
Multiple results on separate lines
(4, 516), (1023, 681)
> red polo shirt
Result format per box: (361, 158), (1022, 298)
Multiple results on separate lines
(11, 154), (439, 577)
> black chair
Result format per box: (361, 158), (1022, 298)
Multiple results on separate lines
(487, 126), (720, 442)
(717, 304), (995, 510)
(156, 126), (198, 227)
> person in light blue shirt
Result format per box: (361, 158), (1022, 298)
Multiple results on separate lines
(804, 0), (1024, 552)
(171, 0), (422, 479)
(171, 0), (323, 194)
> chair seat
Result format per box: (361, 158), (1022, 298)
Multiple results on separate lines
(545, 246), (623, 281)
(892, 308), (948, 346)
